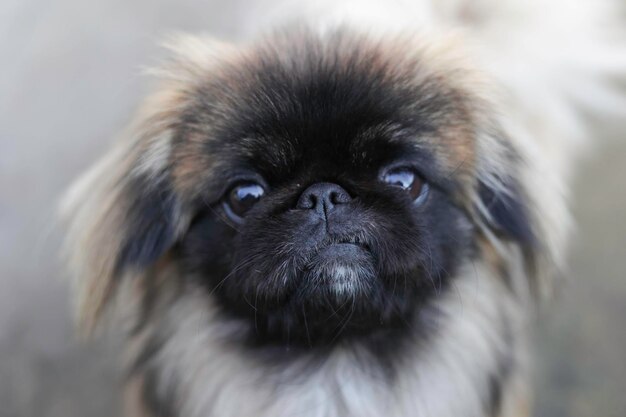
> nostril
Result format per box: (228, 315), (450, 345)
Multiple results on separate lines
(297, 193), (316, 210)
(330, 190), (351, 205)
(306, 194), (317, 209)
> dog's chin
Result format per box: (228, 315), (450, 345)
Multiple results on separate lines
(230, 242), (425, 348)
(300, 243), (376, 302)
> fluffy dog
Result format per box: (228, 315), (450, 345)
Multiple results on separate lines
(61, 1), (625, 416)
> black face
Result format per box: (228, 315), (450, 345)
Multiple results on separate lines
(175, 42), (475, 349)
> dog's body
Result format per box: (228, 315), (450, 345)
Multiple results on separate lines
(62, 1), (625, 416)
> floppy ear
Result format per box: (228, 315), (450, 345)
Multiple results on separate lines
(60, 112), (186, 332)
(472, 125), (565, 299)
(477, 177), (535, 248)
(471, 120), (538, 250)
(60, 34), (235, 332)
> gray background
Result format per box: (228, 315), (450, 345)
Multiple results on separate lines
(0, 1), (624, 416)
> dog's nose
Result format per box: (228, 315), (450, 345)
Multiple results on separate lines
(296, 182), (352, 216)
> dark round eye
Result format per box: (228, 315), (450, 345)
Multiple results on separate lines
(381, 167), (429, 204)
(223, 182), (265, 222)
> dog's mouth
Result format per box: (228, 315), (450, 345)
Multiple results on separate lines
(299, 235), (376, 298)
(337, 233), (370, 247)
(320, 233), (371, 253)
(304, 234), (372, 268)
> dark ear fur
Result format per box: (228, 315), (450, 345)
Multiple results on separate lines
(61, 34), (232, 331)
(478, 178), (535, 247)
(115, 175), (179, 274)
(61, 162), (184, 331)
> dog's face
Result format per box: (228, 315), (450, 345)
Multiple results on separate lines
(177, 41), (475, 345)
(64, 31), (535, 351)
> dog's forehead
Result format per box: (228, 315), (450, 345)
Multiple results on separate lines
(218, 57), (429, 178)
(171, 34), (478, 193)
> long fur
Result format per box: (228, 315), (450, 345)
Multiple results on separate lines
(60, 1), (625, 416)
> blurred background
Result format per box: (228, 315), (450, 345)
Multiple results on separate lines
(0, 1), (624, 416)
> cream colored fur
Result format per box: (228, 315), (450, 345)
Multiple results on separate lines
(60, 1), (625, 416)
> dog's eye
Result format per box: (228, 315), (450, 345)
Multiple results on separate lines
(223, 182), (265, 222)
(381, 167), (429, 204)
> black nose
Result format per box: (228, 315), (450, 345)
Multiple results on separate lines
(296, 182), (352, 216)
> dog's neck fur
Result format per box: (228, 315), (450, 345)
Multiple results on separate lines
(58, 1), (626, 416)
(126, 256), (531, 417)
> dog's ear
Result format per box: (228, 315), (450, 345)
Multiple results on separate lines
(60, 34), (233, 332)
(477, 177), (535, 247)
(473, 163), (554, 299)
(60, 115), (186, 332)
(471, 123), (537, 250)
(472, 126), (565, 298)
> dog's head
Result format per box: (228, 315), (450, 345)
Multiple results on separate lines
(62, 30), (543, 347)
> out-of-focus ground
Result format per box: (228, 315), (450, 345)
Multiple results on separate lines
(0, 1), (624, 416)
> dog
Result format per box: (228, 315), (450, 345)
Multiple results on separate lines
(60, 1), (626, 416)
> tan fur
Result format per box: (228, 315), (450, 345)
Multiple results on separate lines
(61, 31), (502, 333)
(125, 377), (153, 417)
(59, 30), (565, 414)
(119, 250), (529, 417)
(60, 1), (625, 415)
